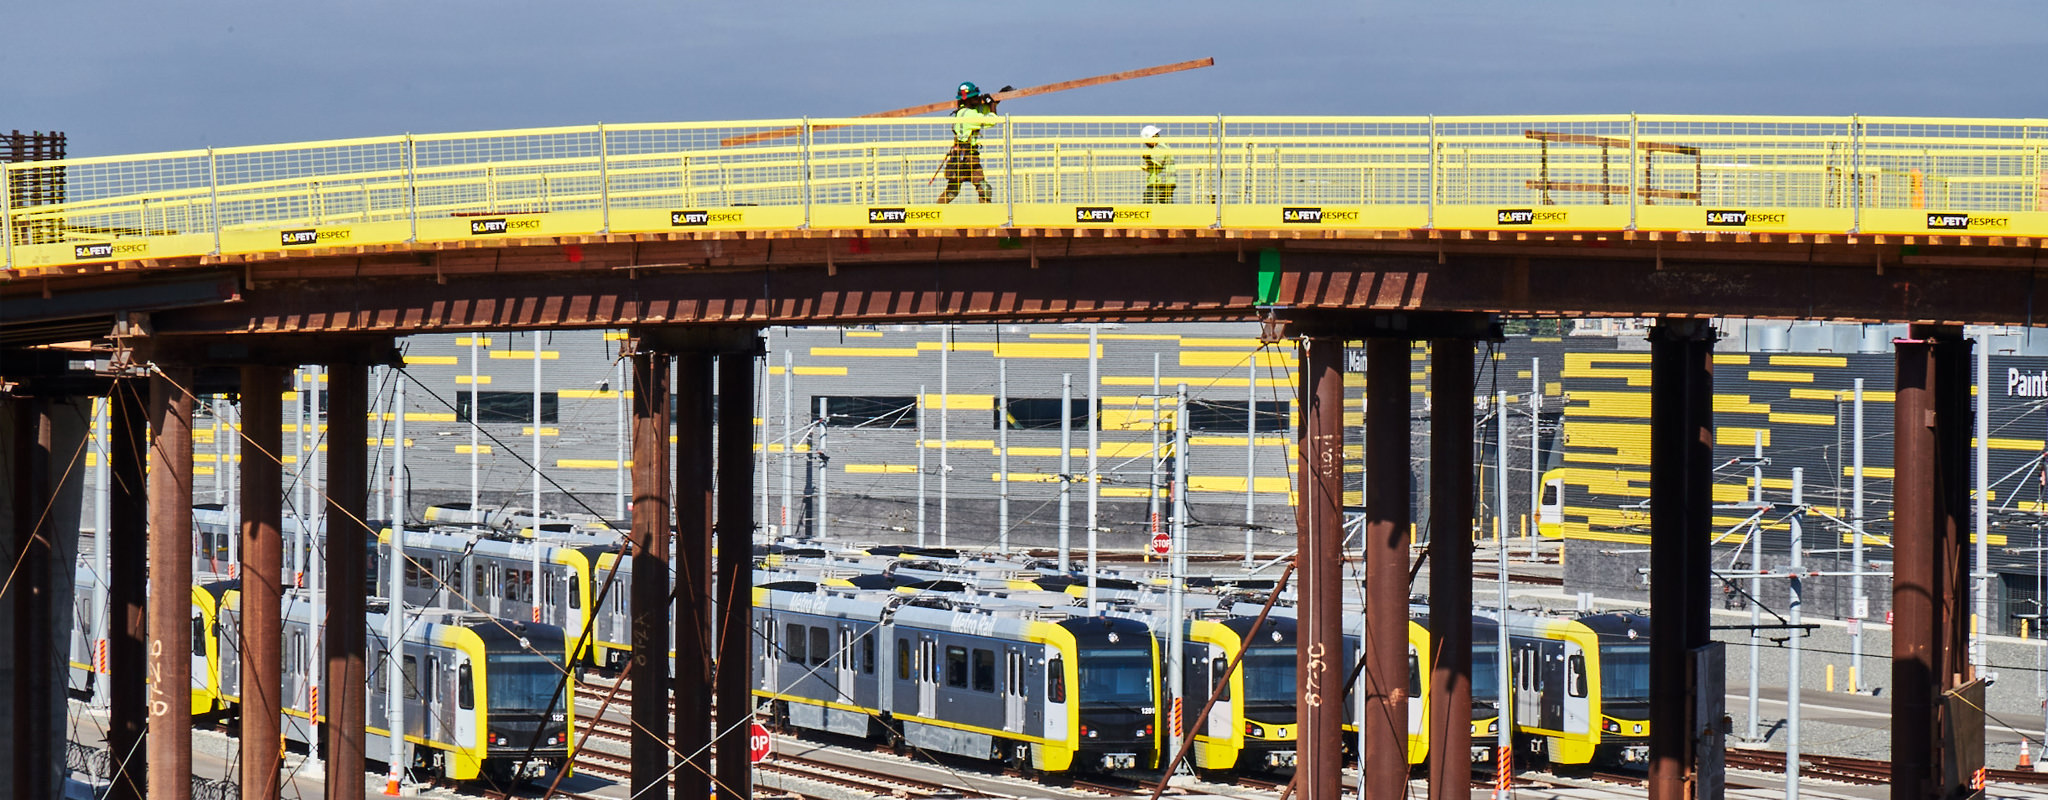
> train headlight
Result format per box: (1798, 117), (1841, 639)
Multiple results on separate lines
(1139, 724), (1152, 737)
(1603, 719), (1621, 733)
(1245, 722), (1263, 738)
(1488, 720), (1499, 734)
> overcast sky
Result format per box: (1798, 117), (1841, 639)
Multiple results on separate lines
(10, 1), (2045, 158)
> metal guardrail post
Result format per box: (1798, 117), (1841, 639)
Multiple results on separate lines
(801, 117), (812, 228)
(1850, 116), (1862, 232)
(208, 148), (222, 254)
(1212, 115), (1224, 227)
(405, 134), (418, 242)
(598, 123), (610, 233)
(2, 163), (13, 270)
(1426, 116), (1436, 228)
(1628, 114), (1640, 229)
(1004, 116), (1015, 227)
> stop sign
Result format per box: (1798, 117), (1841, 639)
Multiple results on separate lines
(749, 721), (773, 763)
(1150, 532), (1171, 557)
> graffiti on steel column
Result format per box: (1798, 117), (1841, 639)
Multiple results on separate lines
(147, 639), (169, 717)
(1305, 641), (1327, 708)
(1313, 433), (1340, 481)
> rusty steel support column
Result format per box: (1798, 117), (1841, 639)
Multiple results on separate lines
(675, 352), (715, 800)
(630, 348), (674, 797)
(108, 379), (149, 800)
(1362, 338), (1412, 800)
(9, 394), (54, 800)
(1427, 339), (1475, 799)
(1294, 334), (1346, 800)
(715, 343), (761, 800)
(1647, 320), (1716, 800)
(323, 364), (369, 800)
(146, 366), (195, 800)
(239, 365), (287, 799)
(1892, 326), (1977, 800)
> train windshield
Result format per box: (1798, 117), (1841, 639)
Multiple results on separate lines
(487, 652), (565, 713)
(1076, 649), (1154, 707)
(1471, 644), (1500, 702)
(1241, 646), (1298, 705)
(1599, 643), (1651, 702)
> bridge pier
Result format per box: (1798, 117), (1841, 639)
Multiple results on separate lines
(108, 378), (149, 800)
(1427, 338), (1475, 800)
(237, 363), (289, 799)
(1891, 326), (1982, 800)
(1291, 331), (1346, 800)
(714, 337), (762, 800)
(1362, 336), (1412, 800)
(675, 350), (715, 800)
(628, 343), (673, 798)
(323, 361), (372, 800)
(1647, 319), (1721, 800)
(147, 365), (196, 800)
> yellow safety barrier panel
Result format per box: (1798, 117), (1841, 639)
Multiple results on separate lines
(7, 114), (2047, 270)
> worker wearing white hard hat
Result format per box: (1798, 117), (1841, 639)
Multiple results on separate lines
(1139, 125), (1176, 204)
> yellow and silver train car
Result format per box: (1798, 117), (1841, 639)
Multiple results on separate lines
(380, 526), (611, 668)
(754, 584), (1162, 775)
(214, 590), (575, 783)
(69, 566), (232, 717)
(1502, 610), (1651, 765)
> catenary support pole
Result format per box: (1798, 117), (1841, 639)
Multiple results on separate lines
(674, 352), (715, 800)
(917, 385), (927, 546)
(107, 380), (148, 800)
(1787, 467), (1805, 798)
(146, 366), (195, 800)
(941, 326), (951, 546)
(1648, 319), (1717, 800)
(530, 332), (543, 618)
(998, 361), (1010, 554)
(781, 351), (793, 539)
(629, 348), (673, 797)
(716, 344), (761, 800)
(324, 363), (369, 800)
(816, 397), (829, 540)
(1295, 334), (1346, 800)
(1149, 355), (1162, 561)
(1060, 373), (1073, 572)
(1364, 337), (1413, 800)
(1087, 326), (1100, 606)
(1530, 357), (1541, 560)
(1246, 357), (1257, 567)
(385, 373), (408, 795)
(1851, 378), (1866, 692)
(1428, 339), (1475, 799)
(469, 337), (480, 517)
(240, 365), (288, 800)
(1976, 342), (1989, 668)
(1167, 383), (1190, 758)
(1748, 431), (1763, 742)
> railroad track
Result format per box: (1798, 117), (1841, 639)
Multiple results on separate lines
(761, 751), (981, 797)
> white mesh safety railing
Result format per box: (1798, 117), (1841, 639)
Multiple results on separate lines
(8, 114), (2047, 269)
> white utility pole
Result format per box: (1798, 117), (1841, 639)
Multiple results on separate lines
(469, 337), (480, 519)
(782, 351), (793, 539)
(1166, 383), (1190, 763)
(1975, 343), (1990, 670)
(307, 365), (324, 759)
(1149, 355), (1163, 563)
(1530, 357), (1542, 558)
(940, 326), (951, 547)
(530, 333), (542, 618)
(1086, 326), (1100, 608)
(1748, 431), (1764, 741)
(917, 385), (928, 547)
(1851, 379), (1866, 692)
(1496, 391), (1509, 550)
(816, 398), (830, 541)
(618, 355), (629, 523)
(226, 399), (240, 575)
(1059, 374), (1073, 572)
(91, 398), (109, 705)
(758, 357), (769, 530)
(1786, 467), (1805, 797)
(1495, 396), (1514, 798)
(998, 362), (1011, 554)
(383, 374), (407, 794)
(293, 368), (308, 589)
(1245, 358), (1257, 567)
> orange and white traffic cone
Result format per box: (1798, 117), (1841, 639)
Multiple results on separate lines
(384, 761), (402, 795)
(2022, 739), (2033, 770)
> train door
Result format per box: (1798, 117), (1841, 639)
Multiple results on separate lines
(917, 637), (938, 719)
(191, 604), (210, 693)
(1407, 641), (1425, 739)
(485, 563), (503, 617)
(1206, 647), (1233, 739)
(758, 613), (780, 695)
(1003, 647), (1027, 733)
(1511, 640), (1540, 732)
(1538, 641), (1565, 731)
(837, 625), (857, 701)
(455, 657), (477, 748)
(1561, 641), (1590, 734)
(539, 564), (560, 626)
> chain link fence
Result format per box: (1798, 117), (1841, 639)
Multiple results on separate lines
(65, 742), (239, 800)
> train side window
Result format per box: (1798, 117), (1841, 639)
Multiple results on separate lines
(945, 646), (968, 688)
(1047, 656), (1066, 703)
(896, 638), (911, 680)
(785, 623), (806, 664)
(568, 576), (581, 610)
(972, 649), (995, 693)
(808, 627), (829, 667)
(839, 630), (853, 669)
(1408, 651), (1421, 697)
(190, 614), (205, 652)
(473, 564), (487, 597)
(425, 655), (438, 701)
(403, 655), (420, 699)
(861, 635), (876, 675)
(457, 661), (474, 710)
(1567, 653), (1587, 698)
